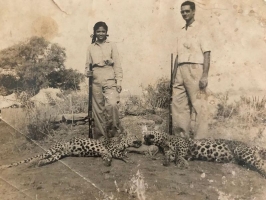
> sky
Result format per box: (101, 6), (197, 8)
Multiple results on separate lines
(0, 0), (266, 96)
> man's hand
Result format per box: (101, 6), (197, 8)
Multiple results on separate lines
(116, 85), (122, 93)
(199, 76), (208, 89)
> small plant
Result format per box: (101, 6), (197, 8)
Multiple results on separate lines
(127, 170), (148, 200)
(123, 95), (146, 116)
(215, 92), (238, 119)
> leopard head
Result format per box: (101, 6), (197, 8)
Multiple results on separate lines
(143, 131), (166, 146)
(121, 135), (142, 148)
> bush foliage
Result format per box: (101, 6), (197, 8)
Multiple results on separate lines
(142, 77), (171, 110)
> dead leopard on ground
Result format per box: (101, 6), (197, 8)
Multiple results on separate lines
(143, 130), (266, 178)
(0, 132), (142, 169)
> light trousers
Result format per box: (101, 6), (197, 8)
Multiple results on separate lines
(171, 63), (209, 139)
(92, 66), (121, 139)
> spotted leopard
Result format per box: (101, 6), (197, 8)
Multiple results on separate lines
(99, 133), (142, 162)
(143, 130), (266, 177)
(1, 132), (142, 168)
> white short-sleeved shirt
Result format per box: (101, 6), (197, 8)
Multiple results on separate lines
(177, 21), (211, 64)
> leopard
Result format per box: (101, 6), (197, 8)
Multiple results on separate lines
(98, 132), (142, 162)
(143, 130), (266, 178)
(0, 132), (142, 169)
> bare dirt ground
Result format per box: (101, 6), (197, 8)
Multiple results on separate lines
(0, 116), (266, 200)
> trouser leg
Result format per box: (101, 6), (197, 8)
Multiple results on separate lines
(171, 66), (191, 138)
(103, 80), (121, 138)
(183, 64), (209, 139)
(92, 81), (107, 139)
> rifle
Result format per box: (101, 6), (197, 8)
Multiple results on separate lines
(88, 63), (94, 138)
(169, 54), (173, 135)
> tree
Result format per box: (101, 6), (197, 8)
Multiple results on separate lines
(0, 37), (84, 96)
(47, 68), (84, 90)
(0, 74), (20, 96)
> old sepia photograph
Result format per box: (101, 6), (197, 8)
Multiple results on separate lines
(0, 0), (266, 199)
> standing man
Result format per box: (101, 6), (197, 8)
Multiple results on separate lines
(172, 1), (211, 139)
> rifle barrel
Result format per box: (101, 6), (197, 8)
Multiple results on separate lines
(88, 63), (94, 138)
(169, 53), (173, 135)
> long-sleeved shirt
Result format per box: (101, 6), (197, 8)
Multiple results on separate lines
(85, 40), (123, 84)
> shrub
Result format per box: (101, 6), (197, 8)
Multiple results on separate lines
(142, 77), (171, 110)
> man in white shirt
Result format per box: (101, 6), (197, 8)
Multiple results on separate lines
(172, 1), (211, 139)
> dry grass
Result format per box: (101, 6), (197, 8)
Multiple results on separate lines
(1, 89), (88, 141)
(216, 93), (266, 128)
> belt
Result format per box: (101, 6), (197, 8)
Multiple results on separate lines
(178, 62), (203, 66)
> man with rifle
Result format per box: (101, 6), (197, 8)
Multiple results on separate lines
(170, 1), (211, 139)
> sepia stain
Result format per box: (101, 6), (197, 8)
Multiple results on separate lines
(237, 9), (243, 14)
(31, 16), (58, 40)
(260, 18), (266, 27)
(88, 9), (96, 18)
(214, 12), (221, 17)
(233, 5), (238, 9)
(248, 10), (255, 16)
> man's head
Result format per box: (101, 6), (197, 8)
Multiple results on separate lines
(180, 1), (195, 22)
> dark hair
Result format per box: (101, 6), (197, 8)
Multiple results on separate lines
(91, 21), (108, 44)
(181, 1), (195, 11)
